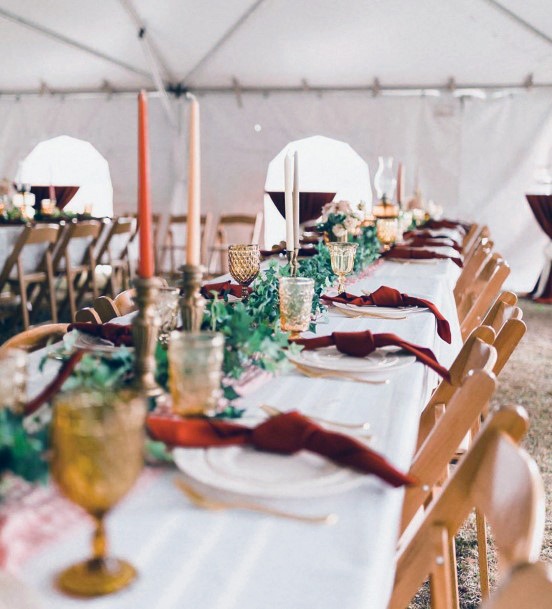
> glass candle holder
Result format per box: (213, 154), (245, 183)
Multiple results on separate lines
(0, 349), (27, 413)
(228, 244), (260, 299)
(51, 389), (146, 597)
(279, 277), (315, 339)
(155, 287), (180, 347)
(41, 199), (55, 215)
(376, 218), (399, 251)
(168, 331), (225, 416)
(326, 242), (358, 294)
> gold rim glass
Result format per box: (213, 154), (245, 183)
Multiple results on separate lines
(376, 218), (399, 251)
(326, 242), (358, 293)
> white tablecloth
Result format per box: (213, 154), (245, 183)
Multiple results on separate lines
(19, 258), (462, 609)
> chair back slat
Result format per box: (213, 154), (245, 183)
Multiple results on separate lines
(482, 562), (552, 609)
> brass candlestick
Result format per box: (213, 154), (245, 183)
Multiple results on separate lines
(132, 276), (164, 397)
(180, 264), (206, 332)
(288, 249), (299, 277)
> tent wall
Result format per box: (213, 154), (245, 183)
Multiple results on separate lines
(0, 91), (551, 290)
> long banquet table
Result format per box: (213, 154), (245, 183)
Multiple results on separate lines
(17, 257), (462, 609)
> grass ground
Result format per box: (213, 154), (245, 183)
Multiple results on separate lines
(410, 298), (552, 608)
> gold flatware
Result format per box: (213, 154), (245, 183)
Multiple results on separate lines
(174, 478), (338, 525)
(334, 306), (407, 320)
(260, 404), (371, 432)
(292, 361), (390, 385)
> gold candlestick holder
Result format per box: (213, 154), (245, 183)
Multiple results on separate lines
(132, 276), (164, 397)
(180, 264), (206, 332)
(288, 248), (299, 277)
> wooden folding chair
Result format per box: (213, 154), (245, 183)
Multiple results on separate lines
(390, 405), (545, 609)
(454, 238), (493, 305)
(0, 224), (60, 329)
(160, 213), (213, 275)
(52, 219), (102, 321)
(0, 323), (69, 355)
(208, 212), (263, 274)
(481, 561), (552, 609)
(459, 254), (511, 340)
(95, 217), (134, 297)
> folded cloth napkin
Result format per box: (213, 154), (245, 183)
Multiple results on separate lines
(425, 219), (470, 232)
(383, 246), (463, 268)
(403, 229), (463, 248)
(24, 350), (85, 416)
(321, 286), (451, 343)
(67, 322), (134, 346)
(147, 410), (415, 487)
(201, 280), (252, 299)
(293, 330), (450, 380)
(260, 243), (318, 258)
(403, 236), (463, 253)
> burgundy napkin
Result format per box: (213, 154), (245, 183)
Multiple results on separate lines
(403, 229), (463, 248)
(201, 280), (251, 299)
(322, 286), (451, 343)
(147, 411), (415, 487)
(24, 350), (85, 416)
(403, 236), (463, 253)
(425, 219), (470, 232)
(383, 246), (463, 268)
(67, 322), (134, 346)
(293, 330), (450, 380)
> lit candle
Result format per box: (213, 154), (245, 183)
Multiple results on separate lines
(293, 151), (300, 250)
(186, 94), (201, 266)
(284, 154), (294, 251)
(137, 90), (154, 278)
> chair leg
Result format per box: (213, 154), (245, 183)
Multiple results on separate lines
(66, 270), (77, 321)
(46, 253), (58, 324)
(429, 525), (454, 609)
(19, 280), (30, 330)
(448, 535), (460, 609)
(476, 508), (490, 599)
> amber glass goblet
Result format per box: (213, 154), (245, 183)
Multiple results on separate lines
(228, 244), (260, 298)
(279, 277), (315, 340)
(376, 218), (399, 251)
(51, 390), (146, 597)
(327, 242), (358, 294)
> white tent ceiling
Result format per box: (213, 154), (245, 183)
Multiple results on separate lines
(0, 0), (551, 94)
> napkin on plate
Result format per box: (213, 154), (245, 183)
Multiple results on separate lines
(67, 322), (134, 346)
(322, 286), (451, 343)
(424, 219), (470, 232)
(147, 410), (416, 487)
(383, 246), (463, 268)
(24, 350), (85, 416)
(293, 329), (450, 380)
(201, 280), (252, 299)
(403, 236), (463, 253)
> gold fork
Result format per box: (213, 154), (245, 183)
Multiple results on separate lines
(260, 404), (371, 432)
(334, 306), (407, 320)
(174, 478), (338, 525)
(292, 361), (390, 385)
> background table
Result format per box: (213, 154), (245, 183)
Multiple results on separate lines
(18, 258), (462, 609)
(526, 194), (552, 303)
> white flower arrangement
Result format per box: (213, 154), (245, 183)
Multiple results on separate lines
(316, 200), (365, 241)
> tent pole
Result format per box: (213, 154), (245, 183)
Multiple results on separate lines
(0, 7), (150, 79)
(482, 0), (552, 48)
(181, 0), (268, 84)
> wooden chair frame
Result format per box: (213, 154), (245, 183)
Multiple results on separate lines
(95, 218), (134, 297)
(160, 212), (213, 274)
(0, 322), (69, 354)
(481, 561), (552, 609)
(390, 406), (545, 609)
(208, 212), (263, 274)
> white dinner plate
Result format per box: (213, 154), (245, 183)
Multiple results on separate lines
(288, 346), (416, 374)
(333, 302), (427, 317)
(173, 445), (364, 498)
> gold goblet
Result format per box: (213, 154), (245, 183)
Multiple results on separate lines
(327, 242), (358, 294)
(51, 390), (146, 597)
(376, 218), (399, 252)
(228, 244), (260, 299)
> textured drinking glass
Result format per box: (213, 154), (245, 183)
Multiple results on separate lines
(228, 244), (260, 298)
(156, 287), (180, 347)
(376, 218), (399, 251)
(169, 331), (224, 416)
(327, 242), (358, 294)
(51, 390), (146, 597)
(279, 277), (315, 339)
(0, 349), (27, 413)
